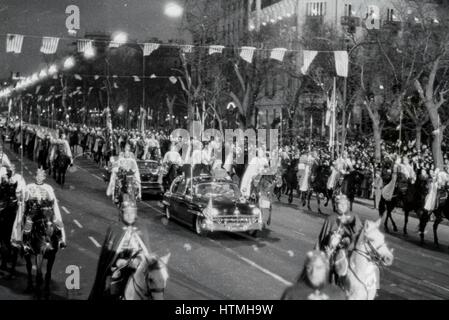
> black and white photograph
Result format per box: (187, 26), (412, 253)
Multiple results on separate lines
(0, 0), (449, 305)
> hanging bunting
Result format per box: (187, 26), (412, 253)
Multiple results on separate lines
(150, 74), (157, 79)
(94, 75), (100, 80)
(6, 34), (24, 53)
(301, 50), (318, 75)
(74, 74), (83, 80)
(49, 86), (55, 92)
(113, 82), (119, 89)
(270, 48), (287, 62)
(88, 87), (94, 94)
(334, 51), (349, 77)
(40, 37), (59, 54)
(35, 85), (41, 95)
(143, 43), (160, 56)
(133, 76), (141, 82)
(209, 45), (225, 55)
(240, 46), (256, 63)
(77, 39), (93, 53)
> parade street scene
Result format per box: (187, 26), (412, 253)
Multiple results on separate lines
(1, 0), (449, 302)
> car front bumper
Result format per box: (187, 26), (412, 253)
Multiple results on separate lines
(201, 217), (263, 233)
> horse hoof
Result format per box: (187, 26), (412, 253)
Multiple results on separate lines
(403, 230), (408, 236)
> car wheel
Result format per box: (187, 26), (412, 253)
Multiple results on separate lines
(165, 206), (171, 220)
(193, 216), (204, 236)
(247, 230), (259, 238)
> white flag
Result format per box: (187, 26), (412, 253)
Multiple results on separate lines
(301, 50), (318, 75)
(270, 48), (287, 62)
(180, 45), (193, 53)
(6, 34), (24, 53)
(334, 51), (349, 77)
(143, 43), (160, 56)
(77, 39), (93, 53)
(74, 74), (83, 80)
(113, 82), (119, 89)
(133, 76), (141, 82)
(94, 75), (100, 80)
(240, 46), (256, 63)
(40, 37), (59, 54)
(209, 45), (225, 55)
(169, 76), (178, 84)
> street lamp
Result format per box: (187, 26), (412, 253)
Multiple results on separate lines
(164, 2), (183, 18)
(112, 31), (128, 45)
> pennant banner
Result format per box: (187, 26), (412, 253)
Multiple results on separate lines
(74, 74), (83, 80)
(143, 43), (160, 56)
(133, 76), (141, 82)
(334, 51), (349, 77)
(6, 34), (24, 53)
(301, 50), (318, 75)
(270, 48), (287, 62)
(209, 45), (225, 55)
(40, 37), (59, 54)
(77, 39), (93, 53)
(240, 46), (256, 63)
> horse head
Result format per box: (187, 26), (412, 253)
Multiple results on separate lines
(361, 219), (394, 267)
(124, 252), (170, 300)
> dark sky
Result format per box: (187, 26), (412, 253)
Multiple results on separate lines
(0, 0), (190, 79)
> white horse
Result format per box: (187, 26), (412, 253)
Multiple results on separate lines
(122, 252), (170, 300)
(345, 219), (394, 300)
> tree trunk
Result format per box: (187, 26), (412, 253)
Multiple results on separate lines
(372, 121), (382, 164)
(415, 124), (422, 152)
(427, 107), (444, 169)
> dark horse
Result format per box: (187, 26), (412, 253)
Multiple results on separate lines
(284, 158), (299, 204)
(22, 199), (63, 299)
(0, 180), (19, 276)
(379, 170), (427, 234)
(53, 149), (71, 188)
(305, 162), (331, 214)
(418, 185), (449, 247)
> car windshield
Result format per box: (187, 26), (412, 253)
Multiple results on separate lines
(195, 183), (241, 199)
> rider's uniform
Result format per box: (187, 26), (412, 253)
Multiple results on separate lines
(162, 149), (183, 167)
(240, 154), (269, 198)
(15, 182), (67, 246)
(299, 154), (317, 192)
(327, 157), (353, 191)
(107, 153), (142, 202)
(424, 168), (449, 212)
(49, 137), (73, 165)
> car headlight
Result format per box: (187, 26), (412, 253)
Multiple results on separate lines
(252, 207), (262, 216)
(203, 206), (219, 218)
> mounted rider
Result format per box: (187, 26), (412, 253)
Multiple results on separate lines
(107, 143), (142, 205)
(299, 150), (319, 195)
(18, 168), (66, 252)
(315, 194), (363, 286)
(240, 147), (269, 199)
(49, 129), (74, 166)
(327, 151), (353, 195)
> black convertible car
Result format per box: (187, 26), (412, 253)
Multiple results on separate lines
(162, 175), (264, 236)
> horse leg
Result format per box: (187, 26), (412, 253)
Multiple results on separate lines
(419, 211), (430, 246)
(35, 255), (44, 299)
(388, 201), (398, 232)
(24, 255), (34, 293)
(288, 188), (293, 204)
(316, 192), (322, 214)
(433, 215), (443, 248)
(403, 208), (409, 236)
(44, 252), (56, 300)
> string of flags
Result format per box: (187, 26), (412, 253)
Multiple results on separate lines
(3, 32), (349, 77)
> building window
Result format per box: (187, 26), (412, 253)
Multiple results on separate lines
(306, 2), (326, 16)
(261, 0), (282, 10)
(386, 8), (395, 21)
(344, 4), (353, 16)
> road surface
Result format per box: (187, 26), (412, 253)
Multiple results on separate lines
(1, 145), (449, 300)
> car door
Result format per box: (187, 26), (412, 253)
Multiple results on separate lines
(173, 180), (190, 223)
(167, 179), (181, 219)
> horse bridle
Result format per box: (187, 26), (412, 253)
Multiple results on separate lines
(354, 235), (390, 267)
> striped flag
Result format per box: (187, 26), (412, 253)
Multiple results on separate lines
(77, 39), (93, 53)
(6, 34), (24, 53)
(334, 51), (349, 77)
(143, 43), (160, 56)
(40, 37), (59, 54)
(270, 48), (287, 62)
(180, 45), (193, 53)
(240, 46), (256, 63)
(209, 45), (225, 55)
(301, 50), (318, 75)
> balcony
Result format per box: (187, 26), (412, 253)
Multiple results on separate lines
(341, 16), (361, 27)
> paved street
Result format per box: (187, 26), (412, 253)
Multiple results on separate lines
(1, 145), (449, 300)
